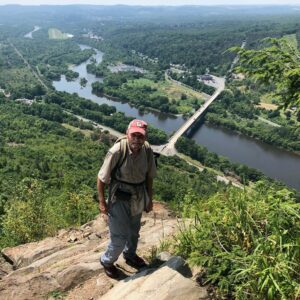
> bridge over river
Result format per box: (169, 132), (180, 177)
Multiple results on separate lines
(152, 76), (225, 156)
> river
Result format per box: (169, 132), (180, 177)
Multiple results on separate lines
(190, 124), (300, 190)
(53, 44), (300, 191)
(24, 26), (40, 39)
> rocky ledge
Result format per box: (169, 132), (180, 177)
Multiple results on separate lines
(0, 202), (208, 300)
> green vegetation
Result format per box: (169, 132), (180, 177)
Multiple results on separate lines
(155, 155), (226, 204)
(173, 182), (300, 299)
(282, 33), (298, 50)
(80, 77), (88, 87)
(95, 11), (300, 77)
(0, 67), (46, 99)
(43, 91), (168, 145)
(259, 92), (280, 106)
(176, 137), (266, 184)
(168, 71), (215, 95)
(86, 59), (109, 77)
(0, 100), (225, 249)
(0, 101), (106, 247)
(231, 37), (300, 110)
(105, 23), (240, 76)
(205, 88), (300, 153)
(126, 77), (205, 113)
(0, 35), (94, 98)
(0, 8), (300, 300)
(0, 43), (46, 99)
(91, 71), (204, 115)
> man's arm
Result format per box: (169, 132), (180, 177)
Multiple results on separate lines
(145, 176), (153, 213)
(97, 177), (108, 215)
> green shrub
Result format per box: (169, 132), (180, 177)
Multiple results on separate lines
(0, 179), (98, 248)
(0, 179), (57, 247)
(174, 182), (300, 299)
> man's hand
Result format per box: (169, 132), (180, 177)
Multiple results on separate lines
(145, 200), (153, 213)
(97, 178), (108, 221)
(146, 177), (153, 213)
(99, 200), (108, 215)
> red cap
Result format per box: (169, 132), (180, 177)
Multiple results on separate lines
(127, 119), (148, 136)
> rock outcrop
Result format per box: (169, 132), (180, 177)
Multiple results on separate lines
(100, 256), (207, 300)
(0, 202), (208, 300)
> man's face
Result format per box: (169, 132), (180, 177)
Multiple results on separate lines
(127, 132), (146, 153)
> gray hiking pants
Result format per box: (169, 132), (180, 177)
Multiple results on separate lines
(100, 200), (142, 266)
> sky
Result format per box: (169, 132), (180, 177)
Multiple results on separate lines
(0, 0), (300, 6)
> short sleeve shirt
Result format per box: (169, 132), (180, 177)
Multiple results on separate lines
(98, 139), (156, 184)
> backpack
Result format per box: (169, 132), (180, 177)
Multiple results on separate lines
(111, 136), (159, 182)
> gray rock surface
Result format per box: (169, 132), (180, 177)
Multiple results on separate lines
(160, 255), (193, 278)
(99, 261), (208, 300)
(156, 251), (172, 262)
(0, 202), (207, 300)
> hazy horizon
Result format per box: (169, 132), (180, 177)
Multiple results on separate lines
(1, 0), (300, 6)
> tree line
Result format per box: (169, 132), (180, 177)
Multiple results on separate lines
(205, 88), (300, 153)
(176, 136), (267, 185)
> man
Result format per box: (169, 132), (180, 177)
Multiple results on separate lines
(97, 119), (156, 279)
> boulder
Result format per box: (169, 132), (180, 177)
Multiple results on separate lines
(161, 256), (193, 278)
(99, 258), (208, 300)
(1, 216), (108, 270)
(156, 251), (172, 262)
(1, 237), (67, 268)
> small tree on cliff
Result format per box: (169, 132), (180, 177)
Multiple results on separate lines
(230, 37), (300, 111)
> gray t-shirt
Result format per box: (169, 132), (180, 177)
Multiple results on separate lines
(98, 139), (156, 185)
(98, 139), (156, 216)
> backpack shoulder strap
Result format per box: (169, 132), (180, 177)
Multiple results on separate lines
(144, 141), (151, 164)
(111, 136), (127, 179)
(118, 137), (127, 169)
(144, 141), (159, 168)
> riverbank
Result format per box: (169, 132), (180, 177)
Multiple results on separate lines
(52, 43), (300, 190)
(100, 92), (185, 118)
(204, 118), (300, 157)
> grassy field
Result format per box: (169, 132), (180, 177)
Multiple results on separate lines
(257, 102), (278, 110)
(260, 92), (280, 106)
(62, 124), (93, 137)
(125, 77), (205, 114)
(48, 28), (72, 40)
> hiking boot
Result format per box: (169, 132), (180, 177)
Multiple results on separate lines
(124, 254), (147, 268)
(100, 260), (119, 279)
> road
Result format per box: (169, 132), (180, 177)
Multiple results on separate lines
(161, 75), (225, 156)
(9, 41), (49, 91)
(257, 116), (281, 127)
(165, 71), (211, 100)
(159, 40), (246, 156)
(63, 110), (124, 138)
